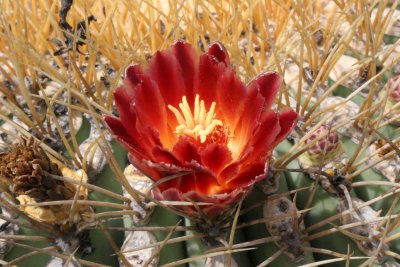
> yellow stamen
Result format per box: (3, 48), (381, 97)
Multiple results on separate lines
(168, 105), (185, 125)
(194, 94), (200, 122)
(206, 102), (216, 125)
(199, 100), (206, 125)
(168, 94), (223, 143)
(179, 96), (194, 128)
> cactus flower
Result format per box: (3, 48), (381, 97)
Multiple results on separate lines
(105, 41), (298, 221)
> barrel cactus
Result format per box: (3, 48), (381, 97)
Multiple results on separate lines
(0, 1), (399, 267)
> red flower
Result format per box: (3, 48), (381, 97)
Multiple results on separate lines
(104, 41), (298, 221)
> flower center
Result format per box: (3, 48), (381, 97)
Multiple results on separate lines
(168, 95), (228, 144)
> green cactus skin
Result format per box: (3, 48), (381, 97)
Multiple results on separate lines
(184, 216), (253, 267)
(82, 141), (126, 266)
(240, 170), (316, 266)
(147, 207), (187, 266)
(184, 217), (208, 267)
(341, 135), (400, 256)
(3, 227), (52, 266)
(277, 140), (368, 267)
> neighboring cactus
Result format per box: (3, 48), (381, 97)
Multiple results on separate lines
(0, 1), (399, 267)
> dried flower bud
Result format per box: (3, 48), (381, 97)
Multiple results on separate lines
(0, 137), (74, 202)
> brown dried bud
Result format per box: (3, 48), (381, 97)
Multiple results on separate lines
(0, 137), (74, 202)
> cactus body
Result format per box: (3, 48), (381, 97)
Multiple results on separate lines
(0, 1), (399, 267)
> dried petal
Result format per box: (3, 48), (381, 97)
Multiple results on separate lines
(0, 137), (74, 202)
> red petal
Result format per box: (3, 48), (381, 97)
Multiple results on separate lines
(177, 168), (220, 195)
(104, 115), (156, 165)
(184, 191), (225, 219)
(156, 187), (181, 200)
(172, 137), (202, 164)
(271, 108), (298, 148)
(141, 160), (188, 191)
(247, 72), (281, 110)
(203, 204), (232, 219)
(231, 89), (265, 158)
(132, 73), (174, 147)
(197, 53), (230, 109)
(104, 115), (125, 137)
(125, 64), (145, 87)
(184, 189), (245, 219)
(155, 187), (197, 218)
(207, 42), (230, 67)
(115, 81), (166, 150)
(193, 168), (222, 194)
(216, 69), (247, 129)
(176, 172), (196, 194)
(200, 144), (233, 181)
(128, 153), (161, 180)
(227, 161), (267, 187)
(240, 111), (280, 162)
(148, 49), (186, 108)
(171, 41), (199, 108)
(219, 162), (239, 183)
(112, 86), (154, 150)
(152, 146), (182, 166)
(184, 190), (213, 202)
(183, 190), (240, 205)
(113, 85), (135, 130)
(155, 179), (246, 220)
